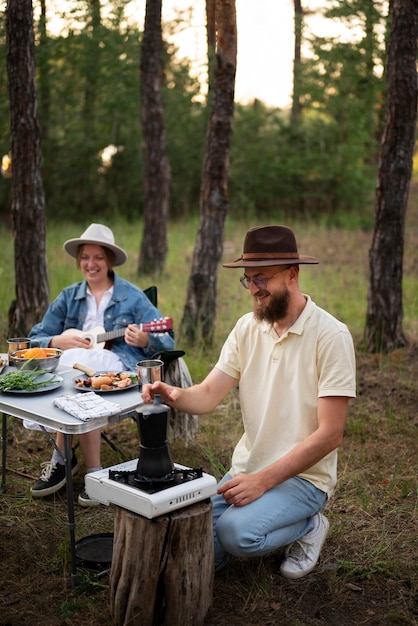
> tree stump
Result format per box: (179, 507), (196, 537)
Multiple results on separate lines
(110, 500), (214, 626)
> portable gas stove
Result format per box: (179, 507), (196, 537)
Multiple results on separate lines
(86, 392), (217, 518)
(85, 459), (216, 519)
(85, 459), (217, 519)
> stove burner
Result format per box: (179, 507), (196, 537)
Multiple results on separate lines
(109, 467), (204, 494)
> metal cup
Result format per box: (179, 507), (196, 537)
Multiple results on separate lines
(7, 338), (32, 364)
(136, 359), (164, 388)
(6, 338), (42, 365)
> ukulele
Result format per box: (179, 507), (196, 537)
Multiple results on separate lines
(62, 318), (173, 349)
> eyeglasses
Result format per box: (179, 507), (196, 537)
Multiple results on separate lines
(239, 267), (289, 290)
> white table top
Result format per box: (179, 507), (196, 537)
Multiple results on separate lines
(0, 362), (143, 434)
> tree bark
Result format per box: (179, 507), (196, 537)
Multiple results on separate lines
(206, 0), (216, 104)
(138, 0), (170, 275)
(6, 0), (49, 336)
(291, 0), (303, 124)
(110, 501), (214, 626)
(83, 0), (101, 139)
(364, 0), (418, 353)
(37, 0), (50, 144)
(181, 0), (237, 344)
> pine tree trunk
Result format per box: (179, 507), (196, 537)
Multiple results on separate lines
(291, 0), (303, 124)
(181, 0), (237, 344)
(138, 0), (170, 275)
(364, 0), (418, 352)
(6, 0), (49, 336)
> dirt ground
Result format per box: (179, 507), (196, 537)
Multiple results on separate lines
(0, 344), (417, 626)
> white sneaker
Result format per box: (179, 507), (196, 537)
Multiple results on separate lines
(280, 513), (329, 580)
(78, 486), (100, 508)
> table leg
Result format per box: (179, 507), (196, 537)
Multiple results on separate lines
(1, 413), (7, 493)
(63, 433), (78, 587)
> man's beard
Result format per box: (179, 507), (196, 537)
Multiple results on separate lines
(254, 288), (290, 324)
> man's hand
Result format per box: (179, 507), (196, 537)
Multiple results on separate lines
(142, 368), (237, 415)
(141, 381), (180, 405)
(217, 473), (267, 507)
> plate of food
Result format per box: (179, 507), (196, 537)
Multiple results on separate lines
(0, 354), (7, 374)
(72, 371), (138, 393)
(0, 371), (64, 394)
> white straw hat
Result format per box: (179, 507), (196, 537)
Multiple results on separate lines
(63, 223), (127, 266)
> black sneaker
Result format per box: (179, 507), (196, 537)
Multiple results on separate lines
(31, 450), (78, 497)
(78, 486), (100, 508)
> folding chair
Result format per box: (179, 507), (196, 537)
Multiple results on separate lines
(143, 285), (186, 370)
(144, 286), (198, 443)
(100, 286), (198, 458)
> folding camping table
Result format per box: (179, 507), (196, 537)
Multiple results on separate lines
(0, 361), (142, 587)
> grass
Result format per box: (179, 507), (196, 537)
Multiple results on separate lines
(1, 213), (418, 624)
(2, 216), (415, 371)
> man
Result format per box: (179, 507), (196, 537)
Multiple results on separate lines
(141, 225), (356, 578)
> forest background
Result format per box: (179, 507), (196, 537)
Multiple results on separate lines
(0, 1), (418, 624)
(0, 0), (387, 227)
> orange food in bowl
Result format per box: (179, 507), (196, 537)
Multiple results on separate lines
(22, 347), (49, 359)
(44, 350), (59, 357)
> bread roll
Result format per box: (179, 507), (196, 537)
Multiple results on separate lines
(91, 375), (113, 389)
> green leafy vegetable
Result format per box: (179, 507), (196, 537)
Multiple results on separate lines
(0, 367), (57, 392)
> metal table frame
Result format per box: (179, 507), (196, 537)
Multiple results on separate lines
(0, 364), (142, 587)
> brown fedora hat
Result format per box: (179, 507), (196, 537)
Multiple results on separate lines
(223, 225), (318, 268)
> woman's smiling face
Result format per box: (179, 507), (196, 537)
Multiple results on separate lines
(78, 244), (111, 284)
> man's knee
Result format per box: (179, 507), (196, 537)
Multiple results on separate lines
(216, 514), (259, 557)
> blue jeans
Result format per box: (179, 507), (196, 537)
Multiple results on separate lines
(212, 473), (328, 572)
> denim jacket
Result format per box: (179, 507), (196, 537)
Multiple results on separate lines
(29, 273), (175, 371)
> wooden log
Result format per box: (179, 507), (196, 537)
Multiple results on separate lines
(110, 500), (214, 626)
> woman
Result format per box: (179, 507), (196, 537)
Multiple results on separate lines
(29, 223), (175, 506)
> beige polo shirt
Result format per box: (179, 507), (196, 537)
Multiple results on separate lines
(215, 296), (356, 497)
